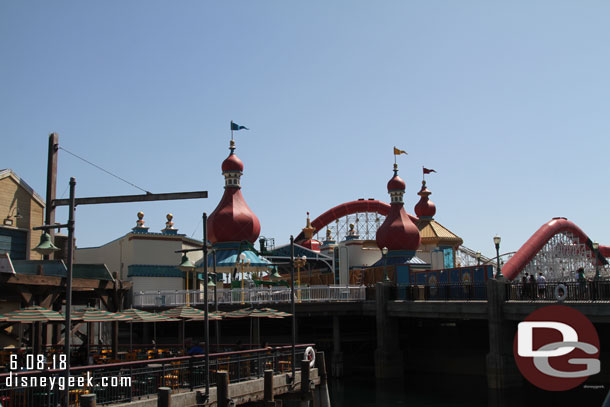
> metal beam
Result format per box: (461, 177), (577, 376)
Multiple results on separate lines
(53, 191), (207, 207)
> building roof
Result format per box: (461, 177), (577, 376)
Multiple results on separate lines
(418, 220), (463, 246)
(0, 169), (45, 207)
(268, 243), (333, 261)
(12, 260), (114, 281)
(127, 264), (184, 278)
(371, 253), (428, 267)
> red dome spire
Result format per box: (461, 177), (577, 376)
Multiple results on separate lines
(376, 164), (421, 251)
(207, 140), (261, 244)
(299, 212), (321, 252)
(222, 153), (244, 172)
(414, 180), (436, 218)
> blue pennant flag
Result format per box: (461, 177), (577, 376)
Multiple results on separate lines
(231, 121), (249, 131)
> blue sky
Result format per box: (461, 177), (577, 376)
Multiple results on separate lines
(2, 1), (609, 258)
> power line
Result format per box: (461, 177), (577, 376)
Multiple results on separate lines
(59, 146), (151, 194)
(191, 216), (202, 238)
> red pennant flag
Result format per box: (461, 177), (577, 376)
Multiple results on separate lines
(423, 167), (436, 174)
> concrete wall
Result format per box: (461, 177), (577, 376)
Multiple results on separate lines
(76, 238), (123, 277)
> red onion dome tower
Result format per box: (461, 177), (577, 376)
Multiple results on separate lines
(376, 164), (421, 252)
(414, 180), (436, 219)
(207, 140), (261, 244)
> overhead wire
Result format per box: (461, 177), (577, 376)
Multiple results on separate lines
(59, 146), (151, 194)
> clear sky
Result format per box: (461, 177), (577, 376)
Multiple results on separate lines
(2, 1), (609, 259)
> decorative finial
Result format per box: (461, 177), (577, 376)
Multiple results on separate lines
(136, 212), (145, 226)
(161, 213), (178, 234)
(302, 211), (315, 239)
(133, 211), (149, 233)
(229, 139), (236, 154)
(165, 213), (174, 229)
(326, 228), (332, 240)
(393, 163), (398, 175)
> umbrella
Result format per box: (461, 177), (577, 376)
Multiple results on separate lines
(72, 308), (132, 362)
(160, 305), (221, 320)
(5, 306), (64, 322)
(160, 306), (223, 349)
(224, 307), (290, 319)
(117, 309), (178, 352)
(72, 308), (132, 322)
(4, 306), (65, 357)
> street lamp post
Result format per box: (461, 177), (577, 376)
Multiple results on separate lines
(289, 235), (296, 381)
(175, 212), (211, 399)
(382, 247), (390, 282)
(238, 253), (251, 304)
(33, 177), (76, 407)
(493, 235), (504, 280)
(179, 254), (195, 305)
(211, 250), (220, 349)
(294, 255), (307, 302)
(593, 241), (600, 280)
(475, 251), (481, 266)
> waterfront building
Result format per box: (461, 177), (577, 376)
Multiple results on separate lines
(0, 169), (45, 261)
(75, 212), (203, 293)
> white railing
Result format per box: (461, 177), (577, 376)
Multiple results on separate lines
(132, 285), (366, 308)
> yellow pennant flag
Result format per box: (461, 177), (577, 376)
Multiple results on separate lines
(393, 146), (407, 156)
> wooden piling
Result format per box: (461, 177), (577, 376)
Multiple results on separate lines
(158, 387), (171, 407)
(217, 371), (230, 407)
(80, 393), (96, 407)
(300, 360), (310, 394)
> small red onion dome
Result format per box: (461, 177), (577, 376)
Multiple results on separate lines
(414, 181), (436, 218)
(387, 174), (406, 191)
(221, 153), (244, 172)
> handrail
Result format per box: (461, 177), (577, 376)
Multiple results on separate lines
(0, 343), (315, 378)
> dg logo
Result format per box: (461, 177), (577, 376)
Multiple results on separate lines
(513, 305), (600, 391)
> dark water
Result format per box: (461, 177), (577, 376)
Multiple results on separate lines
(328, 376), (487, 407)
(327, 375), (608, 407)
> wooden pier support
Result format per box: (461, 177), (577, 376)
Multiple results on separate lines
(264, 369), (283, 406)
(314, 351), (331, 407)
(374, 281), (404, 378)
(486, 279), (521, 389)
(80, 393), (96, 407)
(158, 387), (172, 407)
(217, 371), (232, 407)
(300, 360), (311, 394)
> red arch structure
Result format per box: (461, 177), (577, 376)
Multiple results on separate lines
(295, 199), (418, 242)
(502, 217), (609, 280)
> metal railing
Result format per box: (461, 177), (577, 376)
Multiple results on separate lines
(133, 285), (366, 308)
(396, 283), (489, 301)
(0, 344), (313, 406)
(506, 281), (610, 302)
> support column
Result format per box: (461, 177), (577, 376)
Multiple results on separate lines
(331, 316), (343, 377)
(486, 279), (521, 389)
(374, 282), (403, 378)
(253, 317), (260, 347)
